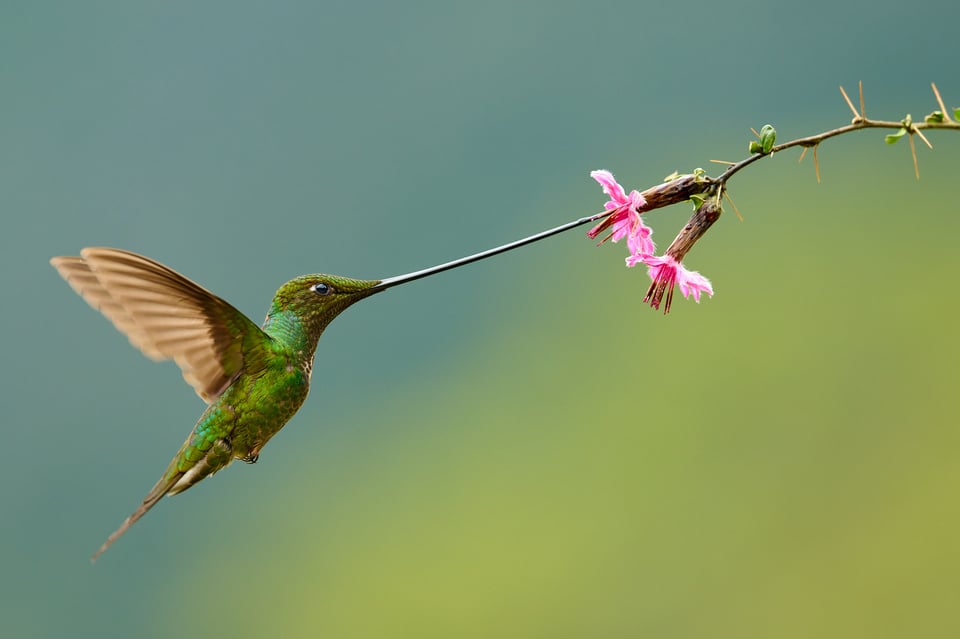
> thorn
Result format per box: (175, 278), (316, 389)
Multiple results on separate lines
(750, 127), (761, 139)
(709, 159), (737, 165)
(839, 85), (861, 121)
(723, 189), (745, 222)
(931, 82), (951, 122)
(798, 147), (808, 163)
(909, 134), (920, 180)
(858, 81), (866, 120)
(914, 127), (933, 149)
(813, 144), (822, 183)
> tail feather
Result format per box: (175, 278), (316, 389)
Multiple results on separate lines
(90, 470), (182, 562)
(90, 437), (233, 561)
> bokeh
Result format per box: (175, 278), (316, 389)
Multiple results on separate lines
(2, 2), (958, 637)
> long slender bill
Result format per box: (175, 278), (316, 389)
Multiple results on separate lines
(372, 214), (600, 291)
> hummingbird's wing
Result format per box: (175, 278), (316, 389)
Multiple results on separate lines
(50, 247), (272, 403)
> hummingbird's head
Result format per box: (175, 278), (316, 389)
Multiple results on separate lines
(265, 274), (383, 341)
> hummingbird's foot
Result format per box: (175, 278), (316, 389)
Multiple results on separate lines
(241, 453), (259, 464)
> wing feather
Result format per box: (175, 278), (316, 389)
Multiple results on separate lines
(50, 247), (271, 402)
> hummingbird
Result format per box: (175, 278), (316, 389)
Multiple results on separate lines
(50, 218), (593, 560)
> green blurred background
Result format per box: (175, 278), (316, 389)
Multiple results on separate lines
(2, 2), (958, 637)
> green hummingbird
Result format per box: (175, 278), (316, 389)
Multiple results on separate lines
(50, 219), (592, 560)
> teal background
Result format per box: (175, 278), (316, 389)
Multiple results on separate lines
(2, 2), (958, 637)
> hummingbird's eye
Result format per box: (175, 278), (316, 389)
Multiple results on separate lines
(311, 282), (333, 296)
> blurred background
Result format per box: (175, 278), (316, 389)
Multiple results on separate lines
(2, 2), (958, 637)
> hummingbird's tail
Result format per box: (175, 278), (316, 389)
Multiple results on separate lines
(91, 436), (234, 562)
(90, 469), (183, 562)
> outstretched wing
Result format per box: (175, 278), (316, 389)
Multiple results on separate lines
(51, 247), (272, 403)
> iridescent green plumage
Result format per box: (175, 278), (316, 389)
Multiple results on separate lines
(52, 220), (592, 560)
(51, 249), (382, 560)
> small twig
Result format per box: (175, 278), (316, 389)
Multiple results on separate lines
(574, 82), (958, 313)
(714, 116), (958, 186)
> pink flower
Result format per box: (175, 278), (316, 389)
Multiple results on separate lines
(640, 254), (713, 313)
(587, 170), (655, 259)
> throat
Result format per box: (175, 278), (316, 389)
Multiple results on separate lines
(262, 310), (318, 366)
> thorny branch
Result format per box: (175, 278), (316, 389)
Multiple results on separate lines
(594, 82), (959, 312)
(714, 83), (958, 185)
(419, 83), (958, 315)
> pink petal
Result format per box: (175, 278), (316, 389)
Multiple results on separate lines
(640, 253), (673, 271)
(609, 212), (635, 243)
(677, 267), (713, 302)
(626, 221), (655, 258)
(590, 169), (629, 206)
(626, 190), (646, 209)
(587, 170), (652, 252)
(642, 255), (713, 302)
